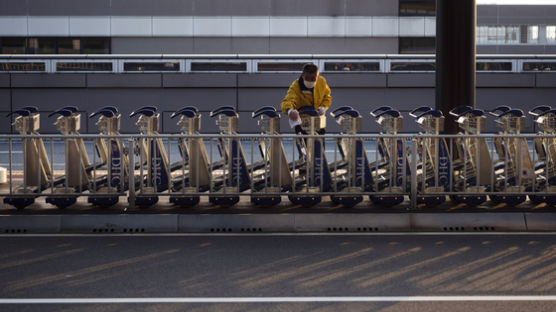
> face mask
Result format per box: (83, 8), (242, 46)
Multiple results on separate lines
(303, 80), (316, 89)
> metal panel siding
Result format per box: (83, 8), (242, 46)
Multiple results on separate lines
(0, 0), (27, 15)
(152, 17), (194, 37)
(110, 16), (153, 36)
(325, 73), (387, 88)
(70, 16), (111, 36)
(111, 37), (195, 54)
(269, 37), (399, 54)
(477, 73), (535, 88)
(0, 0), (398, 16)
(163, 73), (237, 88)
(536, 75), (556, 88)
(0, 17), (28, 36)
(28, 16), (70, 36)
(0, 74), (10, 87)
(152, 0), (194, 16)
(387, 73), (435, 88)
(110, 0), (154, 16)
(87, 74), (162, 88)
(11, 74), (86, 88)
(192, 38), (233, 53)
(237, 73), (299, 87)
(195, 0), (271, 16)
(27, 0), (111, 16)
(345, 0), (398, 16)
(237, 88), (286, 111)
(231, 38), (270, 54)
(269, 17), (308, 37)
(270, 0), (346, 16)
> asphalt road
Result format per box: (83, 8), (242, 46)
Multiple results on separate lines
(2, 233), (556, 311)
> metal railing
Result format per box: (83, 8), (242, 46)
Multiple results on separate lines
(0, 54), (555, 73)
(2, 132), (556, 210)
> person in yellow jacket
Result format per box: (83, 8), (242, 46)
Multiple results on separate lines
(280, 63), (331, 134)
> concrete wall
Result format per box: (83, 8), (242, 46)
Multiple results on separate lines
(111, 37), (399, 54)
(2, 72), (556, 134)
(0, 0), (398, 16)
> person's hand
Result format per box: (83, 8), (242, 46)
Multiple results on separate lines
(317, 107), (325, 116)
(288, 109), (300, 121)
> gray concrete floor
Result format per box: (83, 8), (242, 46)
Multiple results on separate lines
(2, 234), (556, 311)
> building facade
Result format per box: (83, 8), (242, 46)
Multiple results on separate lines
(0, 0), (555, 54)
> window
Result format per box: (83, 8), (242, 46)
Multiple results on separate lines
(390, 62), (435, 71)
(191, 62), (247, 71)
(27, 38), (56, 54)
(399, 0), (435, 16)
(323, 62), (380, 72)
(0, 37), (111, 54)
(124, 62), (180, 72)
(82, 38), (110, 54)
(476, 25), (548, 45)
(0, 38), (26, 54)
(399, 37), (435, 54)
(0, 62), (45, 71)
(257, 62), (308, 71)
(528, 26), (539, 44)
(56, 62), (113, 72)
(505, 26), (519, 44)
(476, 62), (512, 71)
(58, 38), (81, 54)
(547, 26), (556, 44)
(523, 62), (556, 71)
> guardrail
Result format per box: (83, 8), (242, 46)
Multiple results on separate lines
(2, 133), (555, 211)
(0, 54), (555, 73)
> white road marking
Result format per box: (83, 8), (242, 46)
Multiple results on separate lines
(2, 296), (556, 304)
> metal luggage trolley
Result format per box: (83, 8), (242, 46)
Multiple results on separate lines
(409, 106), (451, 206)
(3, 107), (53, 209)
(288, 107), (332, 207)
(449, 106), (492, 206)
(45, 106), (95, 208)
(528, 106), (556, 204)
(328, 107), (367, 206)
(369, 106), (409, 206)
(129, 106), (171, 207)
(250, 106), (293, 206)
(169, 106), (211, 207)
(488, 106), (534, 205)
(208, 106), (250, 206)
(88, 106), (129, 207)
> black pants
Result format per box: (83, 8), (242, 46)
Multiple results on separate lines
(294, 125), (326, 136)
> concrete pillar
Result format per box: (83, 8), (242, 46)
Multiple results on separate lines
(435, 0), (476, 134)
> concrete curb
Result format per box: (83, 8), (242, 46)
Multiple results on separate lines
(1, 212), (551, 234)
(411, 213), (527, 232)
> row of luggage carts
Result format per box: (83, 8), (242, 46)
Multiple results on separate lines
(2, 104), (556, 210)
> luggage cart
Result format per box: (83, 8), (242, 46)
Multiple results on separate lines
(169, 106), (211, 207)
(3, 107), (53, 209)
(328, 107), (368, 206)
(87, 106), (129, 207)
(208, 106), (250, 206)
(488, 106), (534, 205)
(288, 107), (332, 207)
(369, 106), (409, 206)
(129, 106), (170, 207)
(250, 107), (293, 206)
(409, 106), (451, 206)
(528, 106), (556, 204)
(449, 106), (491, 205)
(45, 106), (95, 208)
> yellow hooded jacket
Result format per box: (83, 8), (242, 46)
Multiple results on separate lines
(280, 76), (332, 114)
